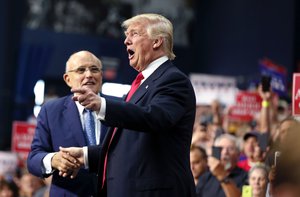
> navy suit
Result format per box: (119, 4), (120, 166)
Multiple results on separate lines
(27, 95), (107, 196)
(89, 60), (196, 197)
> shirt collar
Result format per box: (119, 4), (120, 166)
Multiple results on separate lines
(141, 56), (168, 81)
(75, 101), (85, 114)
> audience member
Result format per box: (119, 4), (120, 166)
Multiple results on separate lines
(238, 131), (260, 171)
(248, 163), (269, 197)
(190, 145), (208, 185)
(0, 179), (19, 197)
(18, 171), (44, 197)
(265, 116), (299, 167)
(269, 119), (300, 197)
(196, 134), (247, 197)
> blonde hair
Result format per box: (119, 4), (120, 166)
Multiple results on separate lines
(122, 13), (176, 60)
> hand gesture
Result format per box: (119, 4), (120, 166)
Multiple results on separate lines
(71, 87), (101, 112)
(208, 157), (228, 181)
(258, 84), (272, 101)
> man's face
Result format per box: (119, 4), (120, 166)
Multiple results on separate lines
(243, 136), (258, 159)
(124, 21), (156, 72)
(215, 138), (239, 169)
(190, 149), (207, 179)
(63, 52), (102, 94)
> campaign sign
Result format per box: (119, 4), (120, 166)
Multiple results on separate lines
(228, 91), (262, 121)
(293, 73), (300, 116)
(190, 73), (237, 106)
(259, 58), (287, 96)
(11, 121), (36, 160)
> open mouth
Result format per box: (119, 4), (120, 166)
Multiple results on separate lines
(127, 49), (135, 59)
(83, 81), (95, 86)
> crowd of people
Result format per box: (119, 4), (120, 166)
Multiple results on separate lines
(0, 170), (51, 197)
(0, 12), (299, 197)
(191, 84), (300, 197)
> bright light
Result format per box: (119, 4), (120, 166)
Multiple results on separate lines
(33, 105), (41, 118)
(102, 82), (131, 98)
(33, 80), (45, 105)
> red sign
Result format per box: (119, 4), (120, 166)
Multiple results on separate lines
(11, 121), (36, 161)
(228, 91), (262, 121)
(293, 73), (300, 116)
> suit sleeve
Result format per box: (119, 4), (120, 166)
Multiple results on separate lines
(27, 105), (53, 178)
(88, 145), (102, 173)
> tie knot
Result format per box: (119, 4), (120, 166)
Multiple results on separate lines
(84, 109), (92, 114)
(135, 72), (144, 84)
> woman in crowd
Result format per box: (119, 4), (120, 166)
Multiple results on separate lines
(248, 164), (269, 197)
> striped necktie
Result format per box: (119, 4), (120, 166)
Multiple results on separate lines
(83, 109), (96, 145)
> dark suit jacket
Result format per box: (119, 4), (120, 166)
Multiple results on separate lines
(89, 60), (196, 197)
(27, 95), (107, 197)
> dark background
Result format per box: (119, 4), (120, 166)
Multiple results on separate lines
(0, 0), (299, 150)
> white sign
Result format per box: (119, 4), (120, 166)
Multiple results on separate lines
(190, 73), (237, 106)
(0, 151), (18, 176)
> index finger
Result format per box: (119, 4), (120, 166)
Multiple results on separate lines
(71, 88), (86, 95)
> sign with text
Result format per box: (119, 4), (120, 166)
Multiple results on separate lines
(228, 91), (262, 121)
(259, 58), (287, 96)
(11, 121), (36, 161)
(190, 73), (237, 106)
(293, 73), (300, 116)
(0, 151), (18, 177)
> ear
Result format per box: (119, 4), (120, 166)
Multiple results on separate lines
(63, 73), (72, 88)
(153, 37), (163, 49)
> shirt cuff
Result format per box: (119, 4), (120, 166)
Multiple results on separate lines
(96, 97), (106, 120)
(42, 152), (56, 174)
(83, 146), (89, 169)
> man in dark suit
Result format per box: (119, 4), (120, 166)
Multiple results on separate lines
(27, 51), (107, 196)
(60, 13), (196, 197)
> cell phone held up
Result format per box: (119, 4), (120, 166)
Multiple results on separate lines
(274, 151), (281, 166)
(212, 146), (222, 160)
(261, 75), (272, 92)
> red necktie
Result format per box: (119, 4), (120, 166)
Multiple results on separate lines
(125, 72), (144, 101)
(101, 72), (144, 188)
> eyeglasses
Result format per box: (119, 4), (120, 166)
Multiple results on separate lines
(67, 66), (102, 74)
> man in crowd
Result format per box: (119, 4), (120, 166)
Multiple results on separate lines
(196, 134), (248, 197)
(190, 145), (208, 185)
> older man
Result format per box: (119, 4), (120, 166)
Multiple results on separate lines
(196, 134), (248, 197)
(27, 51), (107, 196)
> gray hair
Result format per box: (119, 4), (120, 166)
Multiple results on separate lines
(214, 134), (239, 151)
(249, 163), (270, 181)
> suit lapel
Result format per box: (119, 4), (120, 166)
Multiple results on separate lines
(63, 95), (86, 146)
